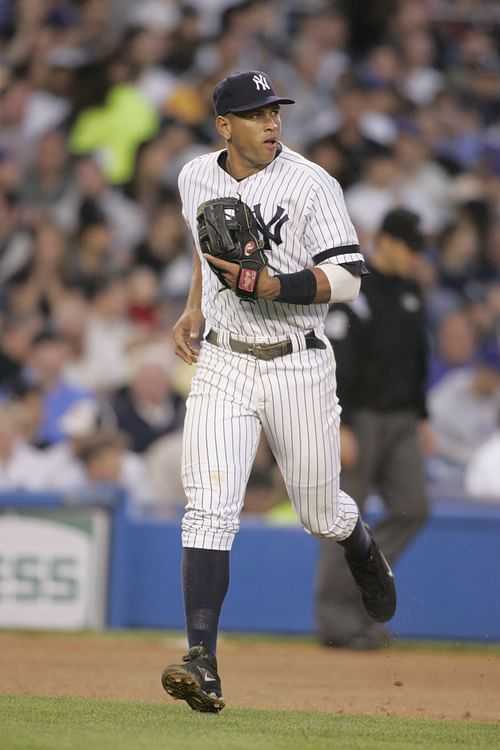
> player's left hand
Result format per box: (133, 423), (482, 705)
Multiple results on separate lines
(204, 254), (239, 289)
(204, 254), (279, 299)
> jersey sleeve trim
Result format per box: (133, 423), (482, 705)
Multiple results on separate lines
(339, 260), (369, 276)
(313, 244), (363, 265)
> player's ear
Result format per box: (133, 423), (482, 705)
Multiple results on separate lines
(216, 114), (231, 141)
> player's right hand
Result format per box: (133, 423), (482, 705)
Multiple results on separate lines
(172, 308), (204, 364)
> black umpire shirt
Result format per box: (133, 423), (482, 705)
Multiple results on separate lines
(325, 264), (429, 425)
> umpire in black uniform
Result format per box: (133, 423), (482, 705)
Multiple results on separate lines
(315, 207), (434, 649)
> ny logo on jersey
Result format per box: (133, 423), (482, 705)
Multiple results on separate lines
(252, 73), (270, 91)
(253, 204), (288, 246)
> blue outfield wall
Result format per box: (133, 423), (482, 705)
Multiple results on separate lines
(109, 501), (500, 642)
(1, 491), (499, 640)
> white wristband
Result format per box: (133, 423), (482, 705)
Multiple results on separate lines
(317, 262), (361, 303)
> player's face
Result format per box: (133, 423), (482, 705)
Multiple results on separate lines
(217, 105), (282, 176)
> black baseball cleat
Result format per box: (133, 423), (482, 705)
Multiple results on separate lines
(345, 527), (397, 623)
(161, 645), (225, 713)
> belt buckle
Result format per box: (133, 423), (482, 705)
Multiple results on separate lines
(255, 344), (274, 361)
(247, 342), (273, 360)
(256, 342), (287, 361)
(245, 340), (290, 360)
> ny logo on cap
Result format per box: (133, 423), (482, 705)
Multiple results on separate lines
(252, 73), (270, 91)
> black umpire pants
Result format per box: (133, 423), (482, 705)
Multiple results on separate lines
(315, 409), (430, 643)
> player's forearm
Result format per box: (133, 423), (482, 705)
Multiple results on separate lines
(185, 247), (203, 312)
(257, 266), (359, 304)
(257, 268), (328, 303)
(312, 267), (336, 303)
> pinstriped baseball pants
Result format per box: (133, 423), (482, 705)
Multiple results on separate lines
(181, 340), (359, 550)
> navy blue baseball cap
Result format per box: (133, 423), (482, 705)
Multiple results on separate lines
(213, 70), (295, 116)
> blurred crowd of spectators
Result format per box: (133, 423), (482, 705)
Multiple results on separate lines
(0, 0), (499, 512)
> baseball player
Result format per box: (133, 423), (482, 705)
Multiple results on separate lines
(161, 70), (396, 713)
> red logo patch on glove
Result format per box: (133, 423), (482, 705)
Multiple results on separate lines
(238, 268), (257, 292)
(244, 241), (256, 256)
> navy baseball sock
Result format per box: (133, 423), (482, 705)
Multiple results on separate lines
(338, 517), (372, 560)
(182, 547), (230, 656)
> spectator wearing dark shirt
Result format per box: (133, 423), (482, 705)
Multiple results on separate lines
(110, 345), (184, 453)
(0, 313), (40, 393)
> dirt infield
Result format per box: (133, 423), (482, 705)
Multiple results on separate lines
(1, 631), (499, 722)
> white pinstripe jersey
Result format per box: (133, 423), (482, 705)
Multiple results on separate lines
(178, 143), (363, 342)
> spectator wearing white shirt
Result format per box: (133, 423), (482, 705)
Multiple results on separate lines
(394, 123), (452, 235)
(428, 339), (500, 493)
(345, 149), (399, 248)
(465, 412), (500, 502)
(63, 275), (140, 393)
(0, 401), (49, 491)
(43, 398), (156, 509)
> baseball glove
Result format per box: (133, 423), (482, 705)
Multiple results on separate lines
(196, 197), (268, 300)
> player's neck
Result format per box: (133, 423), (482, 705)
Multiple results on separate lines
(225, 152), (262, 180)
(221, 148), (276, 181)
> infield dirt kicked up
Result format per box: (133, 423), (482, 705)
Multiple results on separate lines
(1, 631), (500, 723)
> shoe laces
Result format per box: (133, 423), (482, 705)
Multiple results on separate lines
(182, 645), (215, 663)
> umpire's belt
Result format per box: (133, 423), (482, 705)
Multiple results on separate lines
(206, 329), (326, 361)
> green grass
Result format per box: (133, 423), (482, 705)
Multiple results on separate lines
(2, 695), (499, 750)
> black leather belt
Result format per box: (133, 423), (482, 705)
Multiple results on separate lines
(206, 329), (326, 361)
